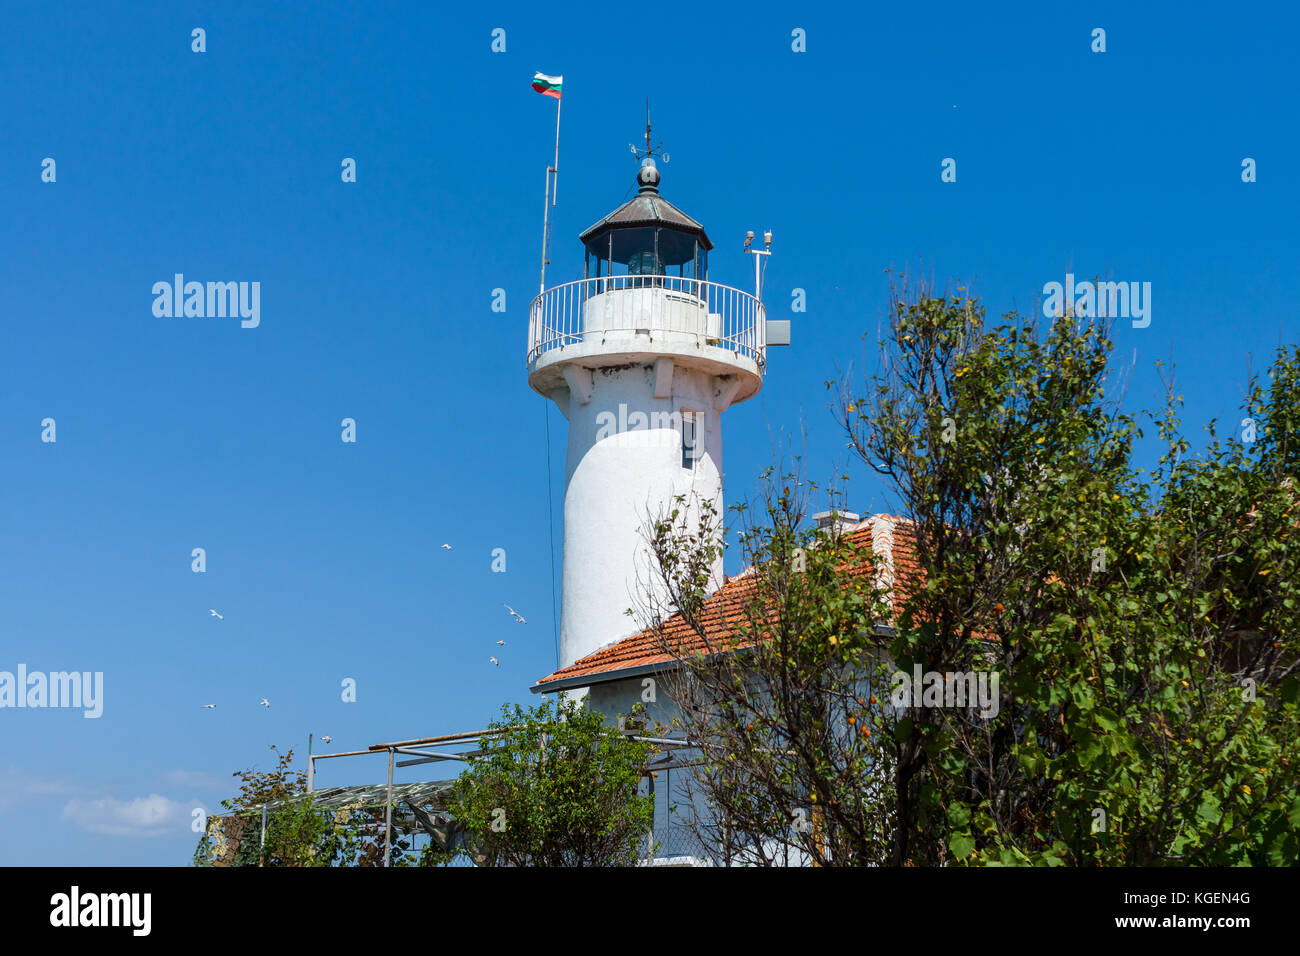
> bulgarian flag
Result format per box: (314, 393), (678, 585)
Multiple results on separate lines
(532, 72), (563, 99)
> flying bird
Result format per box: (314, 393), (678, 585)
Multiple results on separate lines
(321, 735), (332, 744)
(202, 704), (216, 709)
(496, 640), (506, 646)
(209, 609), (223, 620)
(489, 657), (500, 667)
(504, 604), (526, 624)
(260, 698), (270, 708)
(441, 543), (452, 550)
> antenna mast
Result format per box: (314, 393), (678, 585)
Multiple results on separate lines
(630, 98), (668, 163)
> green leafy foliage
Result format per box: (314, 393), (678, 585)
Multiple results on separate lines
(645, 478), (901, 865)
(647, 273), (1299, 866)
(830, 274), (1300, 865)
(446, 698), (656, 866)
(193, 744), (419, 867)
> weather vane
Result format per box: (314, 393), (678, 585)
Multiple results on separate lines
(629, 97), (669, 163)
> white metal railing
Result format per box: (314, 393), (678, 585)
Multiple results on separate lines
(528, 276), (766, 367)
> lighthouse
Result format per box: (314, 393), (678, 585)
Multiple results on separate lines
(527, 148), (775, 669)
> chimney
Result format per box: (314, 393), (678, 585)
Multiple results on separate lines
(811, 509), (861, 536)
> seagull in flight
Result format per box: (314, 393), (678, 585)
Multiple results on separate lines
(202, 704), (216, 709)
(504, 604), (526, 624)
(441, 543), (452, 550)
(209, 609), (224, 620)
(260, 698), (270, 708)
(496, 640), (506, 646)
(321, 735), (332, 744)
(489, 657), (500, 667)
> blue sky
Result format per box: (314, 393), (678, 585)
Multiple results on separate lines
(1, 1), (1295, 864)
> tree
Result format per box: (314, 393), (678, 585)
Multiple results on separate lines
(643, 273), (1300, 865)
(446, 698), (656, 866)
(642, 482), (900, 865)
(194, 745), (322, 866)
(193, 744), (420, 867)
(836, 275), (1300, 864)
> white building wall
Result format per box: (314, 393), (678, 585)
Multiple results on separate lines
(581, 650), (899, 867)
(585, 675), (702, 862)
(558, 363), (724, 668)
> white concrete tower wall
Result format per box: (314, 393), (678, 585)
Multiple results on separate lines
(558, 362), (725, 667)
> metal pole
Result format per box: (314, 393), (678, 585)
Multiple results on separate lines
(647, 770), (655, 861)
(384, 747), (394, 868)
(368, 727), (511, 751)
(539, 95), (562, 294)
(666, 765), (674, 858)
(552, 97), (561, 207)
(747, 247), (770, 302)
(540, 166), (551, 295)
(260, 804), (267, 867)
(307, 733), (313, 793)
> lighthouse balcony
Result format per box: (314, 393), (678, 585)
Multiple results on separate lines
(527, 276), (766, 394)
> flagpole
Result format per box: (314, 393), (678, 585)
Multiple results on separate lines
(540, 163), (550, 294)
(553, 96), (561, 207)
(540, 93), (562, 294)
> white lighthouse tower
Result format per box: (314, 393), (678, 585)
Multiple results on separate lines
(528, 146), (774, 669)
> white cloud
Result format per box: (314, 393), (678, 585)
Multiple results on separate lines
(61, 794), (194, 837)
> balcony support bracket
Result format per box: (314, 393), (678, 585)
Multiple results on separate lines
(653, 357), (674, 399)
(713, 375), (743, 412)
(562, 364), (594, 406)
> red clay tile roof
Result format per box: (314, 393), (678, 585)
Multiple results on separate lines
(534, 515), (921, 689)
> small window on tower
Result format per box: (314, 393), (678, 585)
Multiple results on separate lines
(681, 412), (702, 471)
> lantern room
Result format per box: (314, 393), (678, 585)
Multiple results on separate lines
(578, 158), (712, 282)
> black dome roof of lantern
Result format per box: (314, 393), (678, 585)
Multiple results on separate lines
(579, 159), (713, 267)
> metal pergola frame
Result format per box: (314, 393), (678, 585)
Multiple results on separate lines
(294, 726), (697, 867)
